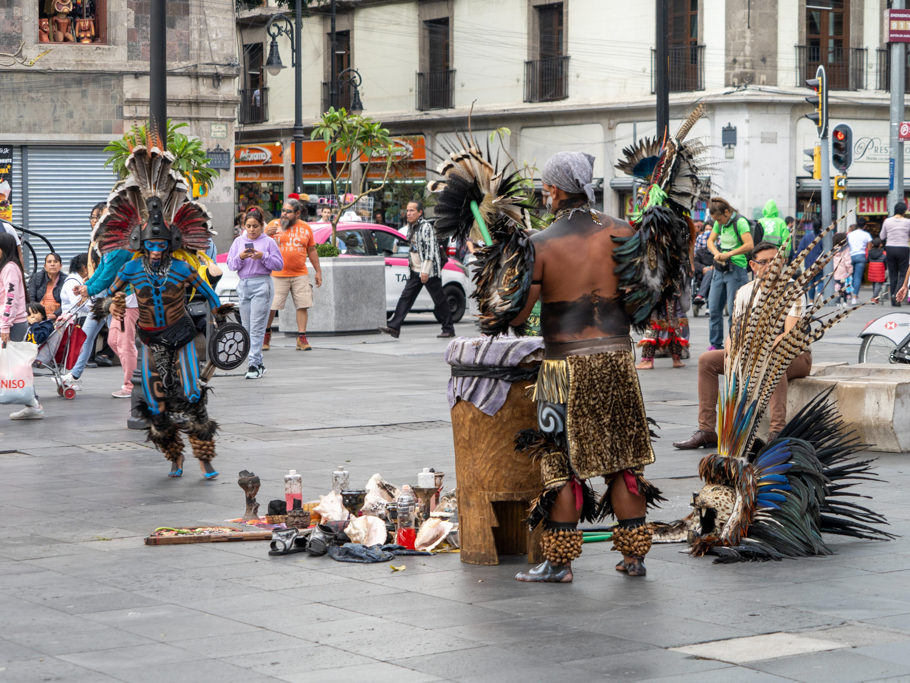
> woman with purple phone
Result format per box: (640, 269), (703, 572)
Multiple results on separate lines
(227, 208), (283, 379)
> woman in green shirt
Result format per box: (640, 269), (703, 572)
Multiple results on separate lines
(706, 197), (754, 349)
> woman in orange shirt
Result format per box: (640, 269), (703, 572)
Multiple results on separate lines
(27, 253), (64, 321)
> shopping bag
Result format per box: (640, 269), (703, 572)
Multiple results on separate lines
(0, 341), (37, 405)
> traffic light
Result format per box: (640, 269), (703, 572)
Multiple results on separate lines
(803, 145), (821, 180)
(833, 175), (846, 200)
(832, 124), (853, 172)
(805, 70), (828, 138)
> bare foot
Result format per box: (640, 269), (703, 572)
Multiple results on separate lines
(515, 560), (573, 583)
(635, 360), (654, 370)
(615, 556), (647, 577)
(672, 357), (685, 368)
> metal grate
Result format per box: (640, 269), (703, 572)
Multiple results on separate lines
(79, 441), (153, 453)
(290, 420), (451, 437)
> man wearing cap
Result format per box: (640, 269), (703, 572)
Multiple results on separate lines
(263, 197), (322, 351)
(508, 151), (661, 583)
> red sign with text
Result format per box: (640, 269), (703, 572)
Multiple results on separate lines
(888, 9), (910, 43)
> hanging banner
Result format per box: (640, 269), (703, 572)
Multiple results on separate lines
(0, 145), (11, 222)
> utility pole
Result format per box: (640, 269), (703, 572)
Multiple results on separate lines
(292, 0), (303, 194)
(329, 0), (337, 196)
(889, 0), (906, 211)
(655, 0), (669, 137)
(149, 0), (167, 148)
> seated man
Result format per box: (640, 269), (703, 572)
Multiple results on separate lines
(673, 241), (812, 450)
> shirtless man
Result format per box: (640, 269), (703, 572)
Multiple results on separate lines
(510, 152), (659, 582)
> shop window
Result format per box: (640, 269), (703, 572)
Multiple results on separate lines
(39, 0), (107, 45)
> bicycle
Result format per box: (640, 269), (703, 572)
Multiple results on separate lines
(857, 307), (910, 364)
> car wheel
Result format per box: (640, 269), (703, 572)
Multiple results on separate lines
(444, 284), (466, 323)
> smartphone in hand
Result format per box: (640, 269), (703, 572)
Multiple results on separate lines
(245, 242), (254, 251)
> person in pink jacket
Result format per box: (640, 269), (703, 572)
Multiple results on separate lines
(0, 231), (43, 420)
(831, 232), (853, 307)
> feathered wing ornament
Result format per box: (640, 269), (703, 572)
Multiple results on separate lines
(614, 105), (708, 330)
(94, 130), (214, 254)
(428, 131), (540, 335)
(651, 233), (895, 561)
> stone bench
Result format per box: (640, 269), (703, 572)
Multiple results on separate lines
(786, 362), (910, 452)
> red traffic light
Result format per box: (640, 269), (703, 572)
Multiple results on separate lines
(833, 129), (846, 142)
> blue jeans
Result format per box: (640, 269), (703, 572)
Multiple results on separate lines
(70, 313), (105, 379)
(708, 263), (749, 348)
(238, 276), (274, 368)
(851, 255), (866, 296)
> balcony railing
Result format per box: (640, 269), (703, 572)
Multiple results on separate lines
(321, 80), (357, 113)
(875, 48), (910, 91)
(796, 45), (866, 90)
(416, 70), (455, 110)
(238, 87), (268, 124)
(651, 45), (705, 93)
(524, 56), (570, 103)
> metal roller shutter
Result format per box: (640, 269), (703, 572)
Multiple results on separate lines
(11, 146), (23, 227)
(25, 146), (118, 262)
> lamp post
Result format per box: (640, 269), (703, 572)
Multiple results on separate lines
(329, 67), (364, 201)
(264, 0), (303, 194)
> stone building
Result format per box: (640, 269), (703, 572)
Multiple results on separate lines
(0, 0), (239, 258)
(238, 0), (904, 234)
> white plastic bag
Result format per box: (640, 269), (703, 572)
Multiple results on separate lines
(0, 341), (37, 405)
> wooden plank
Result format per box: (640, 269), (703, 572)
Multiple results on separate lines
(144, 529), (272, 545)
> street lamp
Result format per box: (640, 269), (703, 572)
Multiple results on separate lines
(336, 67), (364, 114)
(264, 1), (303, 194)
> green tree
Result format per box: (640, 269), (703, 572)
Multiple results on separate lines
(103, 120), (219, 192)
(311, 107), (407, 247)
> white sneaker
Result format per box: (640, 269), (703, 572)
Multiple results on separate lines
(244, 365), (261, 379)
(62, 372), (82, 390)
(10, 403), (45, 420)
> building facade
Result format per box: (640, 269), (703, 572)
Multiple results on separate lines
(236, 0), (906, 235)
(0, 0), (239, 258)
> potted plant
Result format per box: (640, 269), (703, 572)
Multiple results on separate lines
(289, 107), (409, 334)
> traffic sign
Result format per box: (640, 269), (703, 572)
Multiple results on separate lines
(900, 122), (910, 142)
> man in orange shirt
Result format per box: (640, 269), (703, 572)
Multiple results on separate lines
(264, 198), (323, 350)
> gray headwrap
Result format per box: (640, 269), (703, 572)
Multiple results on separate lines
(541, 152), (596, 205)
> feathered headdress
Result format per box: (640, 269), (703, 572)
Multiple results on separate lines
(94, 129), (215, 254)
(614, 105), (708, 331)
(428, 131), (540, 335)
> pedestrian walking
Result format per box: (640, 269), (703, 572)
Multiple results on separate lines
(847, 218), (872, 304)
(227, 207), (283, 379)
(0, 231), (44, 420)
(380, 200), (455, 339)
(705, 197), (753, 350)
(263, 198), (322, 352)
(880, 202), (910, 306)
(867, 238), (887, 304)
(831, 232), (853, 307)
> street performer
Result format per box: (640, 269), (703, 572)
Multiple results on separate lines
(430, 111), (706, 582)
(507, 151), (662, 582)
(92, 136), (235, 480)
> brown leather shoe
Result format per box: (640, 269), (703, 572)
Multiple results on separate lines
(379, 326), (400, 338)
(437, 331), (455, 338)
(672, 429), (718, 450)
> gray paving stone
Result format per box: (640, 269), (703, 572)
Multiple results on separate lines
(566, 646), (733, 679)
(747, 649), (910, 682)
(280, 661), (444, 683)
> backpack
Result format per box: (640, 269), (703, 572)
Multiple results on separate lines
(748, 218), (765, 246)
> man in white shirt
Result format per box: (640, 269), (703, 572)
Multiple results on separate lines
(674, 241), (812, 449)
(847, 218), (873, 304)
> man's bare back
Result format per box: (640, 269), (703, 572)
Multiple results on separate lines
(525, 210), (634, 342)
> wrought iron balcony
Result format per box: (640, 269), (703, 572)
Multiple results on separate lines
(416, 70), (455, 110)
(796, 45), (866, 91)
(650, 45), (705, 93)
(875, 48), (910, 91)
(238, 87), (268, 124)
(524, 56), (570, 103)
(321, 80), (358, 113)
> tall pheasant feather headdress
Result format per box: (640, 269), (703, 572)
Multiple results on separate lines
(94, 129), (215, 254)
(614, 105), (708, 331)
(428, 131), (541, 335)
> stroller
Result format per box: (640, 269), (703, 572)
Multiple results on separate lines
(34, 302), (90, 400)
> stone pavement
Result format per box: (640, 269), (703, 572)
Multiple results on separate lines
(2, 304), (910, 682)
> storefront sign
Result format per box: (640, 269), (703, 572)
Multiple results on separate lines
(888, 9), (910, 43)
(235, 143), (283, 166)
(206, 144), (231, 170)
(235, 166), (284, 182)
(0, 145), (12, 222)
(856, 195), (910, 214)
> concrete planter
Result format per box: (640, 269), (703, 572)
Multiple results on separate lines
(277, 256), (385, 335)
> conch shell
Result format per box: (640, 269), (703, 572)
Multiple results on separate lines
(313, 490), (347, 522)
(344, 515), (388, 546)
(415, 517), (453, 551)
(362, 473), (399, 517)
